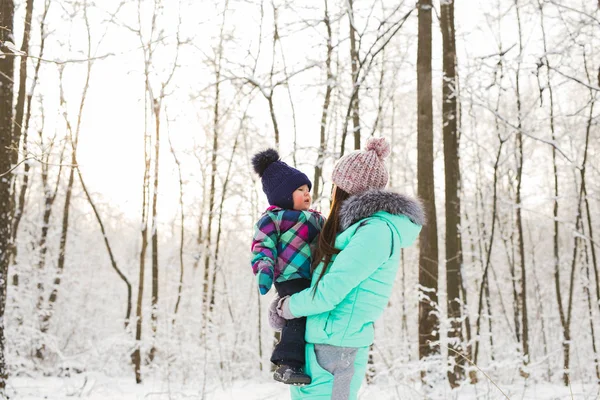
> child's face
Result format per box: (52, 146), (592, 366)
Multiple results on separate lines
(292, 185), (311, 211)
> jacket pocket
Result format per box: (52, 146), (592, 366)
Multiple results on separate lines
(323, 313), (333, 336)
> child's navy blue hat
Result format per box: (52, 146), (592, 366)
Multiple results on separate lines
(252, 149), (312, 209)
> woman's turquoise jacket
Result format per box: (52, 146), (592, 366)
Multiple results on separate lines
(288, 189), (424, 399)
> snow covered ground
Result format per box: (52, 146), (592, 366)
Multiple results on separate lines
(6, 374), (600, 400)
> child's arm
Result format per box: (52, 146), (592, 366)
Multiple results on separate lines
(251, 212), (279, 295)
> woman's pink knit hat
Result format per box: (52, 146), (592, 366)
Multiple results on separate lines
(332, 137), (391, 195)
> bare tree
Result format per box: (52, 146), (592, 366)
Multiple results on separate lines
(339, 4), (415, 156)
(130, 0), (182, 377)
(582, 106), (600, 382)
(235, 2), (319, 151)
(531, 242), (551, 381)
(38, 3), (94, 351)
(513, 0), (529, 370)
(207, 124), (242, 319)
(202, 0), (229, 336)
(35, 133), (67, 332)
(551, 45), (598, 387)
(312, 0), (334, 202)
(168, 128), (185, 324)
(0, 0), (16, 393)
(583, 239), (600, 383)
(131, 0), (156, 380)
(473, 138), (505, 366)
(579, 39), (600, 353)
(348, 0), (361, 150)
(132, 85), (151, 382)
(13, 0), (50, 291)
(440, 0), (464, 387)
(416, 0), (439, 378)
(538, 0), (571, 386)
(271, 0), (300, 166)
(8, 0), (34, 266)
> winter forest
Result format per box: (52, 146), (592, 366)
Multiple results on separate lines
(0, 0), (599, 398)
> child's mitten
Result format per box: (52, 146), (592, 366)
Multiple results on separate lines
(256, 265), (274, 295)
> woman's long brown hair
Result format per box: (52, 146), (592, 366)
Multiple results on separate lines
(311, 186), (350, 294)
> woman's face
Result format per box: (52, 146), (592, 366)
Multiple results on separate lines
(292, 184), (311, 211)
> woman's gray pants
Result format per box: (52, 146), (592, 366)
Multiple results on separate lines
(314, 344), (359, 400)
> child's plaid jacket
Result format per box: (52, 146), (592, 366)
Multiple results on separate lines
(251, 206), (325, 295)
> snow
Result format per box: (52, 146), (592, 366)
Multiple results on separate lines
(6, 374), (600, 400)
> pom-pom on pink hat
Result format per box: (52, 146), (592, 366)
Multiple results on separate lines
(332, 137), (391, 195)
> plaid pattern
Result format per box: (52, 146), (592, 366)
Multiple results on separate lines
(251, 206), (325, 295)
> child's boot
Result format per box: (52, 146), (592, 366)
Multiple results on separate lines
(273, 364), (311, 386)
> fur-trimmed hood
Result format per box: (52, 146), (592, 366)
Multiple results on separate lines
(339, 189), (425, 232)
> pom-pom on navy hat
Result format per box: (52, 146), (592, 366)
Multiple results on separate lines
(252, 149), (312, 209)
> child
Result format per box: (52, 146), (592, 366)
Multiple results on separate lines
(251, 149), (325, 386)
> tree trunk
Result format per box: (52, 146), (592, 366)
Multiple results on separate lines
(484, 280), (494, 361)
(148, 101), (160, 363)
(12, 0), (50, 292)
(9, 0), (32, 166)
(474, 139), (504, 366)
(203, 68), (220, 337)
(30, 1), (56, 312)
(538, 0), (568, 385)
(583, 238), (600, 383)
(417, 0), (439, 375)
(203, 104), (218, 335)
(564, 50), (597, 385)
(580, 46), (600, 337)
(509, 235), (522, 343)
(267, 95), (280, 148)
(76, 162), (132, 327)
(194, 165), (206, 271)
(348, 0), (360, 150)
(400, 249), (409, 342)
(272, 4), (297, 165)
(553, 97), (592, 385)
(35, 135), (66, 332)
(39, 94), (76, 348)
(514, 0), (529, 370)
(132, 83), (152, 385)
(370, 50), (386, 138)
(441, 0), (464, 387)
(533, 260), (551, 380)
(208, 128), (241, 316)
(39, 4), (93, 355)
(169, 134), (185, 324)
(203, 0), (228, 334)
(581, 32), (600, 385)
(313, 0), (333, 203)
(0, 0), (15, 392)
(9, 0), (34, 264)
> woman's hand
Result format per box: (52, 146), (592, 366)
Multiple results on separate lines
(276, 296), (296, 320)
(268, 295), (286, 331)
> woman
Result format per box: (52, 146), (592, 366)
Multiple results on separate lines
(276, 137), (424, 399)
